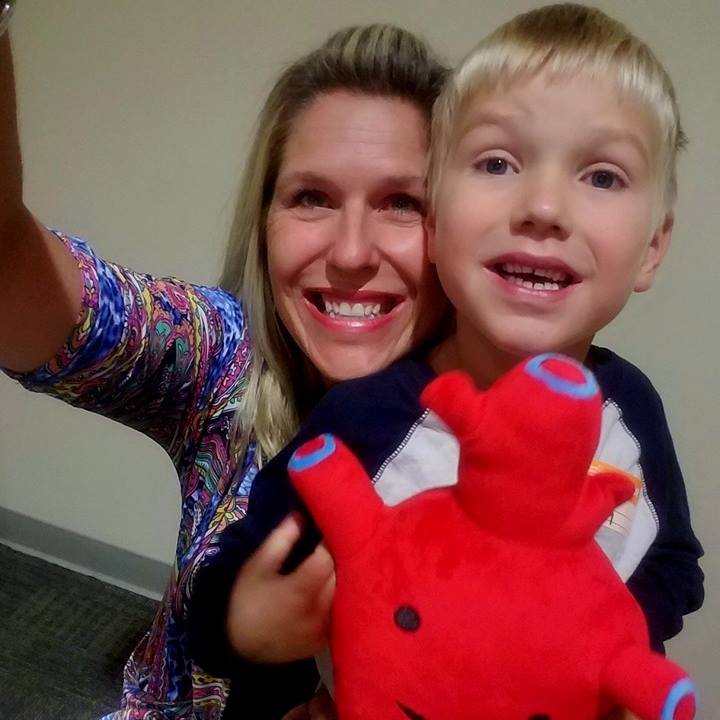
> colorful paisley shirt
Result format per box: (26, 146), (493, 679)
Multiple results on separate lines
(4, 232), (255, 720)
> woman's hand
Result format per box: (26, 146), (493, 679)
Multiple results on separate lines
(282, 686), (337, 720)
(226, 514), (335, 663)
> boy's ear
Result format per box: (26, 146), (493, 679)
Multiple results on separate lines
(634, 211), (673, 293)
(426, 213), (437, 264)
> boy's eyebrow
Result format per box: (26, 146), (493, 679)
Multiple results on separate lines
(456, 108), (530, 137)
(580, 126), (652, 165)
(456, 111), (652, 165)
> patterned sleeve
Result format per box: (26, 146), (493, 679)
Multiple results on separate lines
(3, 231), (248, 465)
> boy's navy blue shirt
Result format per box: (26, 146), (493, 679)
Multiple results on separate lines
(188, 347), (704, 713)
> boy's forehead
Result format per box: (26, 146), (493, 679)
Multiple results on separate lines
(451, 71), (659, 157)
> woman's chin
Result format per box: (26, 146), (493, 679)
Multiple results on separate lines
(313, 344), (408, 385)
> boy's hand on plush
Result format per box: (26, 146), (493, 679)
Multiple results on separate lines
(226, 514), (335, 663)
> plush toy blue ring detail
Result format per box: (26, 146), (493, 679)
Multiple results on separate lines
(288, 433), (337, 471)
(524, 353), (599, 400)
(660, 678), (698, 720)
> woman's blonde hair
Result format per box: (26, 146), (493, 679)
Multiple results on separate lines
(220, 24), (448, 464)
(429, 3), (686, 211)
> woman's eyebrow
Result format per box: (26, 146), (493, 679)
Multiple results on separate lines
(275, 171), (327, 186)
(276, 171), (425, 189)
(377, 173), (426, 188)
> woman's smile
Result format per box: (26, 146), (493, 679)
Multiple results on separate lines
(303, 289), (404, 331)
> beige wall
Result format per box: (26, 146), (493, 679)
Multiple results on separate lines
(1, 0), (717, 708)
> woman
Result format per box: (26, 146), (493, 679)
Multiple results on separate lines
(0, 18), (448, 720)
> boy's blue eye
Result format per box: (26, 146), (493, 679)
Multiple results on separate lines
(481, 157), (510, 175)
(589, 170), (619, 190)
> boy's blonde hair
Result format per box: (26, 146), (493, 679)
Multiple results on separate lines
(429, 3), (686, 211)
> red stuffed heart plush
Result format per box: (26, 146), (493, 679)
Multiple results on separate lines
(288, 354), (697, 720)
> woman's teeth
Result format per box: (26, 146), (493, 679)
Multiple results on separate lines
(323, 300), (383, 318)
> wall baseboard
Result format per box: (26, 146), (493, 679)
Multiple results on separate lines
(0, 506), (170, 600)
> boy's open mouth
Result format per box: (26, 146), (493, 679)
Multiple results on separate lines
(491, 261), (578, 291)
(305, 290), (400, 319)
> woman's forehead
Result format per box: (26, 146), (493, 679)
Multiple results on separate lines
(278, 91), (429, 176)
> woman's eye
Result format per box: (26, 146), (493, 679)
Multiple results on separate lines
(386, 194), (424, 217)
(294, 190), (329, 209)
(476, 157), (513, 175)
(586, 169), (625, 190)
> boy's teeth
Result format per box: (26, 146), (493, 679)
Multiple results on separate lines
(499, 262), (569, 285)
(507, 276), (561, 291)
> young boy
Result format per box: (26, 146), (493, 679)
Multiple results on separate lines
(188, 4), (704, 715)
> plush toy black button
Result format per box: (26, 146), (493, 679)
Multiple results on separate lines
(394, 605), (421, 632)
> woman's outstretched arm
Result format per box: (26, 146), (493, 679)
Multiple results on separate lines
(0, 33), (81, 373)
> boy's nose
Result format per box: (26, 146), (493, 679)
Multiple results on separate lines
(510, 173), (571, 241)
(326, 208), (380, 273)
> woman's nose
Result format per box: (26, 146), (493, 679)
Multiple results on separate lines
(326, 207), (380, 273)
(510, 170), (572, 241)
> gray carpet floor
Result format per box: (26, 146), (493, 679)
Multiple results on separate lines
(0, 543), (157, 720)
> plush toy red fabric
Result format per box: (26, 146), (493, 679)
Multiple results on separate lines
(288, 354), (697, 720)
